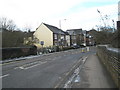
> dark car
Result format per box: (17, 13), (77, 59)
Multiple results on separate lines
(71, 45), (80, 49)
(79, 45), (86, 48)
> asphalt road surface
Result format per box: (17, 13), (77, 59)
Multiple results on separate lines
(2, 47), (115, 88)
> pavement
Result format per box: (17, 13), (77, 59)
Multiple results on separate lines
(71, 53), (117, 88)
(1, 46), (117, 88)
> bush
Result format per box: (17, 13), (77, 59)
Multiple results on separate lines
(2, 46), (37, 60)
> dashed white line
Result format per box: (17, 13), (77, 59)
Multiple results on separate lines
(0, 74), (9, 78)
(24, 63), (41, 70)
(19, 66), (24, 69)
(15, 61), (47, 70)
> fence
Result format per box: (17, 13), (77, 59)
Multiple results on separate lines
(97, 46), (120, 88)
(2, 46), (37, 60)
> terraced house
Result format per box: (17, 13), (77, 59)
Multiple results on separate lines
(33, 23), (70, 48)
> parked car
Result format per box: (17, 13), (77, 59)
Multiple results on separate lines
(79, 45), (86, 48)
(71, 45), (80, 49)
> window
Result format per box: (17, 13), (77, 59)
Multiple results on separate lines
(54, 34), (57, 39)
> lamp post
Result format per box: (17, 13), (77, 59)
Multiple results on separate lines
(59, 19), (67, 50)
(59, 19), (67, 29)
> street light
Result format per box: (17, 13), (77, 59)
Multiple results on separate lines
(59, 19), (67, 29)
(59, 19), (67, 50)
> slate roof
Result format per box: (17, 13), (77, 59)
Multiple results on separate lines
(43, 23), (65, 34)
(67, 29), (83, 35)
(64, 31), (69, 35)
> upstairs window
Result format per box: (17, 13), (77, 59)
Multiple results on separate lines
(54, 34), (57, 39)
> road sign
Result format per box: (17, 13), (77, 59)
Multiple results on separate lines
(40, 41), (44, 46)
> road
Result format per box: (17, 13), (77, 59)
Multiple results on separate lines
(2, 47), (116, 88)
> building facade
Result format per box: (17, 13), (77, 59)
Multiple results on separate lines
(33, 23), (69, 48)
(67, 29), (84, 46)
(33, 23), (95, 48)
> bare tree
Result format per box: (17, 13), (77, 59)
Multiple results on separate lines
(0, 17), (16, 31)
(23, 24), (32, 32)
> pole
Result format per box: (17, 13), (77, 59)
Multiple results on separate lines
(59, 20), (61, 29)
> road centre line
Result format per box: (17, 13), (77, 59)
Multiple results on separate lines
(15, 61), (47, 70)
(24, 61), (47, 70)
(15, 61), (44, 68)
(23, 63), (41, 70)
(14, 62), (38, 69)
(0, 74), (9, 79)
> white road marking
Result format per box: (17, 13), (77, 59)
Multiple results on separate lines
(14, 61), (47, 70)
(19, 66), (24, 69)
(14, 66), (24, 70)
(24, 63), (41, 70)
(0, 74), (9, 78)
(14, 67), (19, 69)
(63, 56), (88, 88)
(16, 61), (47, 70)
(74, 75), (80, 83)
(82, 56), (88, 62)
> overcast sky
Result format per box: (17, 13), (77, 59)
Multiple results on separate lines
(0, 0), (119, 31)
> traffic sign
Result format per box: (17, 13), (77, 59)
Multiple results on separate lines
(40, 41), (44, 46)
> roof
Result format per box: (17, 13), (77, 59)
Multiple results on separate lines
(64, 32), (69, 35)
(43, 23), (65, 34)
(67, 29), (83, 35)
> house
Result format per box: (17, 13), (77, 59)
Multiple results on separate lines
(33, 23), (68, 48)
(64, 32), (70, 46)
(86, 31), (95, 46)
(66, 29), (84, 46)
